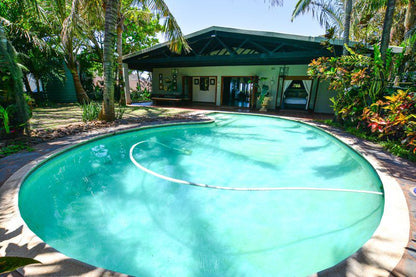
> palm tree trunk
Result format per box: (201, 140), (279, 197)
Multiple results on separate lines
(342, 0), (353, 55)
(117, 16), (126, 105)
(100, 0), (120, 121)
(66, 61), (90, 103)
(405, 0), (416, 38)
(381, 0), (397, 63)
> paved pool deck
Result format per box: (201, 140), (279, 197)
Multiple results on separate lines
(0, 109), (415, 276)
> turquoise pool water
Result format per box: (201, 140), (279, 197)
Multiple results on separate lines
(19, 113), (384, 276)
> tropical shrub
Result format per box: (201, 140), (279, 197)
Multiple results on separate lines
(0, 104), (12, 134)
(130, 89), (151, 102)
(362, 90), (416, 153)
(79, 101), (101, 122)
(308, 46), (390, 123)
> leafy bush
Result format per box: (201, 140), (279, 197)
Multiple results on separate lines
(130, 89), (151, 103)
(308, 46), (390, 123)
(79, 102), (101, 122)
(362, 90), (416, 153)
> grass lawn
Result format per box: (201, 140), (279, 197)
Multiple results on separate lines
(30, 104), (193, 130)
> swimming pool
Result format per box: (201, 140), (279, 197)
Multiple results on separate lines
(19, 113), (384, 276)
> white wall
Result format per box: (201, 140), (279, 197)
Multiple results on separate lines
(313, 81), (337, 114)
(152, 65), (336, 113)
(192, 77), (216, 103)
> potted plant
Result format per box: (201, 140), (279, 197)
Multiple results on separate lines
(257, 84), (271, 112)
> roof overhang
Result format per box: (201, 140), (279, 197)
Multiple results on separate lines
(123, 26), (344, 71)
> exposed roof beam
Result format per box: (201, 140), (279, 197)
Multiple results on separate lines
(215, 37), (237, 56)
(248, 40), (273, 55)
(237, 38), (250, 49)
(198, 38), (213, 55)
(272, 44), (285, 53)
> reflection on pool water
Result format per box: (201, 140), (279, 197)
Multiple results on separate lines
(19, 113), (384, 276)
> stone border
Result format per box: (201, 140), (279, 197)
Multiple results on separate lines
(0, 112), (409, 276)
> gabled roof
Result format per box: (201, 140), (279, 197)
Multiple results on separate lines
(123, 26), (343, 71)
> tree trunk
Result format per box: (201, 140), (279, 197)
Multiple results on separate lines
(381, 0), (397, 63)
(99, 0), (120, 121)
(405, 0), (416, 38)
(67, 61), (90, 103)
(342, 0), (353, 55)
(117, 16), (126, 105)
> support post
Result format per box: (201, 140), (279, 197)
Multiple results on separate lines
(123, 63), (131, 104)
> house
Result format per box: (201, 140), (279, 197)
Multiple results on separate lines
(122, 26), (344, 113)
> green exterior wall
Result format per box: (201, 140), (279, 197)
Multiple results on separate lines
(45, 64), (77, 103)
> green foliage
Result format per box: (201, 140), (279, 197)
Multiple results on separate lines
(115, 104), (126, 120)
(0, 104), (12, 134)
(324, 117), (416, 162)
(79, 101), (101, 122)
(0, 256), (40, 274)
(0, 24), (31, 133)
(362, 90), (416, 154)
(0, 142), (34, 157)
(308, 45), (395, 123)
(121, 6), (164, 55)
(130, 89), (151, 102)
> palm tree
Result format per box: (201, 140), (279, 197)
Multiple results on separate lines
(380, 0), (397, 62)
(58, 0), (104, 103)
(404, 0), (416, 37)
(291, 1), (344, 32)
(1, 0), (96, 103)
(116, 0), (190, 105)
(342, 0), (353, 55)
(100, 0), (120, 121)
(291, 1), (348, 53)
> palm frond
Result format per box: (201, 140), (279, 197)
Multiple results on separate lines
(141, 0), (190, 53)
(0, 17), (47, 50)
(292, 0), (313, 21)
(292, 0), (343, 32)
(267, 0), (284, 7)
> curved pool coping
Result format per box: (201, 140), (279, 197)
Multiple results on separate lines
(0, 112), (409, 277)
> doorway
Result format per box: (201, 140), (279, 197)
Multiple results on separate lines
(221, 77), (253, 108)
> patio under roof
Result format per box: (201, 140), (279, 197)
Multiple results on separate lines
(122, 26), (344, 71)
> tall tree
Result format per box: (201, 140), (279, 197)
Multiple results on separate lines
(58, 0), (103, 103)
(404, 0), (416, 37)
(117, 0), (190, 105)
(380, 0), (396, 62)
(100, 0), (120, 121)
(342, 0), (353, 55)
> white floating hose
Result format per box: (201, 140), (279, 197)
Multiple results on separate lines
(129, 141), (383, 195)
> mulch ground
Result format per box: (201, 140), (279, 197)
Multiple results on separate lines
(0, 114), (209, 159)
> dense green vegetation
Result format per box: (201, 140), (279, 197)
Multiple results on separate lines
(0, 0), (187, 132)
